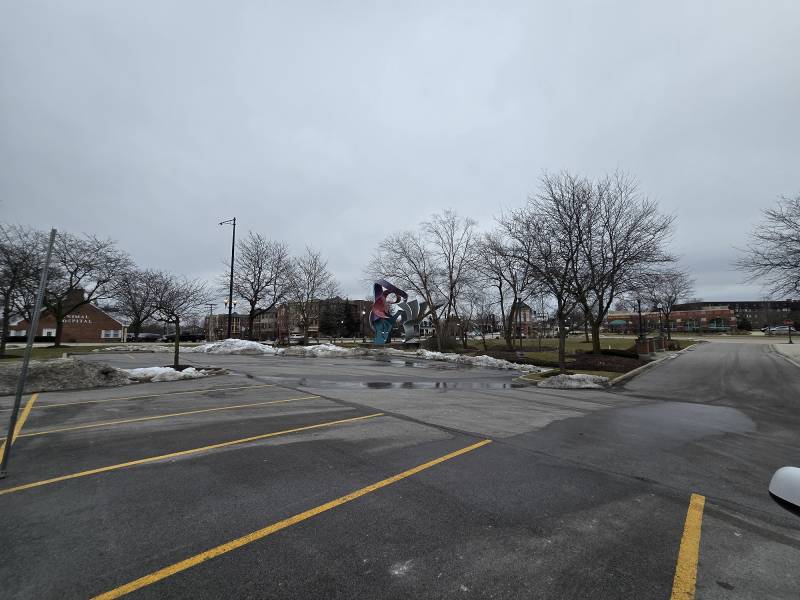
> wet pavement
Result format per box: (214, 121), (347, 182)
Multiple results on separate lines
(0, 343), (797, 599)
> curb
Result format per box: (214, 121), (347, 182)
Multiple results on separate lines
(608, 342), (700, 388)
(771, 344), (800, 369)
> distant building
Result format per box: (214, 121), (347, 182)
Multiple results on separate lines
(205, 312), (246, 340)
(606, 305), (736, 334)
(7, 290), (125, 343)
(674, 300), (800, 330)
(509, 301), (534, 338)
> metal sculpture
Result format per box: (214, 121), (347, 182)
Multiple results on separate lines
(370, 279), (436, 345)
(370, 279), (407, 345)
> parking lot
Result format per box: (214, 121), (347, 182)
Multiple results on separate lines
(1, 345), (799, 598)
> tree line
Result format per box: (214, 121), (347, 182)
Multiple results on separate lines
(3, 169), (709, 373)
(0, 224), (339, 363)
(366, 170), (693, 371)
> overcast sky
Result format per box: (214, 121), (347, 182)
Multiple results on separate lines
(2, 2), (799, 302)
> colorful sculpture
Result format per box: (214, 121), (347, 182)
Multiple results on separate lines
(370, 279), (407, 345)
(370, 279), (437, 345)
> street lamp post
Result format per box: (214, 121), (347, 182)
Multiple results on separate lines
(223, 298), (237, 338)
(361, 310), (367, 343)
(637, 298), (645, 342)
(219, 217), (237, 339)
(656, 303), (664, 338)
(205, 303), (215, 341)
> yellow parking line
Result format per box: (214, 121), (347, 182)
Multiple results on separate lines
(0, 413), (384, 497)
(670, 493), (706, 600)
(21, 384), (278, 411)
(4, 395), (321, 440)
(0, 393), (38, 456)
(92, 438), (492, 599)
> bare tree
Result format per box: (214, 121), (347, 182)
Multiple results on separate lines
(569, 171), (675, 353)
(366, 210), (475, 351)
(287, 247), (339, 344)
(479, 231), (539, 351)
(641, 269), (695, 340)
(222, 232), (292, 339)
(17, 232), (131, 347)
(501, 174), (584, 373)
(114, 269), (164, 341)
(736, 193), (800, 296)
(0, 225), (43, 357)
(459, 285), (496, 351)
(423, 210), (477, 336)
(366, 231), (446, 349)
(151, 273), (209, 368)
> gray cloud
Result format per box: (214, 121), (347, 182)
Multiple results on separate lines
(2, 1), (799, 301)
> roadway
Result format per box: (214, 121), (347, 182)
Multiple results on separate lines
(0, 342), (798, 598)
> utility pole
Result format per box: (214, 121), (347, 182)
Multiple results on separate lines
(219, 217), (236, 339)
(205, 303), (215, 341)
(1, 228), (56, 478)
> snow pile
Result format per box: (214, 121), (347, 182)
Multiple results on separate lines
(94, 345), (171, 353)
(282, 344), (356, 358)
(537, 374), (609, 389)
(186, 339), (281, 355)
(385, 348), (548, 373)
(0, 358), (131, 395)
(124, 366), (211, 382)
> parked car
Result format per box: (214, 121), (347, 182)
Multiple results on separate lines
(161, 333), (206, 342)
(762, 325), (797, 334)
(126, 332), (161, 342)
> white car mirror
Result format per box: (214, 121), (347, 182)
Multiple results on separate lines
(769, 467), (800, 516)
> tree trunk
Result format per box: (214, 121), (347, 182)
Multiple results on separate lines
(591, 321), (601, 353)
(666, 313), (672, 340)
(584, 320), (589, 343)
(173, 319), (181, 369)
(247, 311), (255, 341)
(557, 313), (567, 374)
(503, 305), (516, 351)
(54, 317), (64, 347)
(0, 296), (10, 358)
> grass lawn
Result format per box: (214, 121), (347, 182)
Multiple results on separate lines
(0, 345), (113, 361)
(0, 342), (204, 361)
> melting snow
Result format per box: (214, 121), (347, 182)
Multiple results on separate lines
(536, 373), (609, 389)
(123, 366), (212, 382)
(186, 339), (280, 355)
(99, 339), (548, 373)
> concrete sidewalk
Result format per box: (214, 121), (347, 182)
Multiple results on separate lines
(773, 341), (800, 364)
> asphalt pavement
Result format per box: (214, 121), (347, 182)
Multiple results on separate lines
(0, 342), (798, 599)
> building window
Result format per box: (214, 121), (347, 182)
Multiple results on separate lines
(101, 330), (122, 338)
(43, 328), (56, 337)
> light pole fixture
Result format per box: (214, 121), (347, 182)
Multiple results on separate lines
(361, 310), (367, 343)
(205, 303), (216, 341)
(637, 298), (645, 342)
(219, 217), (237, 338)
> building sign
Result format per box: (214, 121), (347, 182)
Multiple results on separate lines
(64, 314), (93, 324)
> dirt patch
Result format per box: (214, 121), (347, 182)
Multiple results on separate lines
(477, 348), (646, 372)
(0, 358), (131, 395)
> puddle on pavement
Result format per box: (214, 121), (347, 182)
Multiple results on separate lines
(290, 379), (525, 390)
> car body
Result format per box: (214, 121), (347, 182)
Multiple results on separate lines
(761, 325), (797, 334)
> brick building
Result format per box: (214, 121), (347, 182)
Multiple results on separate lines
(605, 305), (737, 334)
(674, 299), (800, 330)
(8, 291), (125, 343)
